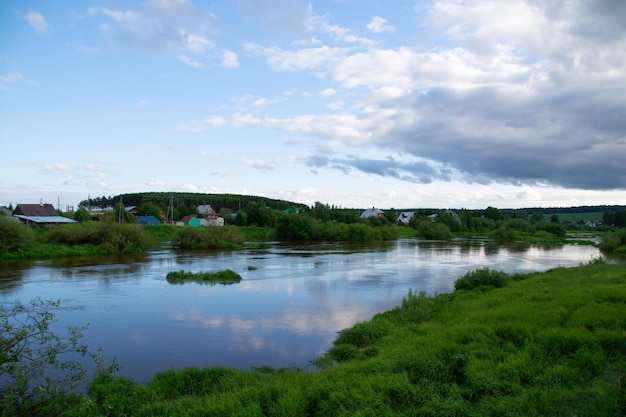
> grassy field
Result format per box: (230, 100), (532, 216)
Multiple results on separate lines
(53, 261), (626, 417)
(554, 211), (604, 223)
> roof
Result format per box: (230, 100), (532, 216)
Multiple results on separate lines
(180, 215), (197, 222)
(136, 215), (161, 225)
(360, 208), (385, 218)
(13, 215), (77, 224)
(396, 211), (415, 224)
(13, 203), (58, 216)
(197, 204), (215, 214)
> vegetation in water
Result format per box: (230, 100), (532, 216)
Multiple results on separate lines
(19, 262), (623, 417)
(165, 269), (243, 284)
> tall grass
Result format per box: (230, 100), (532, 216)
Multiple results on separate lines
(58, 262), (626, 416)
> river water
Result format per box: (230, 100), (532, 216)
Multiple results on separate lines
(0, 238), (604, 383)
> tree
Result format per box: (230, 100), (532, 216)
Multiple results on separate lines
(484, 206), (501, 221)
(550, 214), (560, 223)
(615, 210), (626, 228)
(73, 207), (91, 222)
(1, 298), (117, 415)
(603, 210), (615, 226)
(531, 212), (544, 223)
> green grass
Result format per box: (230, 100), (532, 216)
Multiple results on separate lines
(56, 262), (626, 416)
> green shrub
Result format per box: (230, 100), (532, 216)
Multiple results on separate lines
(172, 227), (244, 249)
(45, 222), (153, 254)
(333, 320), (389, 348)
(454, 267), (509, 291)
(599, 228), (626, 253)
(0, 218), (34, 253)
(535, 222), (566, 238)
(1, 299), (117, 416)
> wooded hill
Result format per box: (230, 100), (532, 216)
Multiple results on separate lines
(79, 192), (308, 213)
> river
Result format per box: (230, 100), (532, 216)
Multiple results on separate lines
(0, 238), (604, 383)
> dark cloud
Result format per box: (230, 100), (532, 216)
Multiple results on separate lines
(378, 85), (626, 190)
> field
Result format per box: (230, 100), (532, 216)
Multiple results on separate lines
(554, 211), (603, 223)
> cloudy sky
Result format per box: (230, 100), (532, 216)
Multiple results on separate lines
(1, 0), (625, 210)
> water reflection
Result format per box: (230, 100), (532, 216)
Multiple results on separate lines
(0, 239), (609, 383)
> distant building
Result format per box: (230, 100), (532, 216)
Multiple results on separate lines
(181, 215), (201, 227)
(360, 207), (385, 219)
(135, 215), (161, 226)
(12, 203), (77, 226)
(197, 204), (215, 215)
(396, 211), (415, 225)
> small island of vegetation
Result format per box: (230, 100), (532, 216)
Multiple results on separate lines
(165, 269), (243, 285)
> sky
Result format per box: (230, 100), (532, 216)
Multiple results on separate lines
(1, 0), (626, 211)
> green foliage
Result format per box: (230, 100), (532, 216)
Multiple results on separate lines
(166, 269), (242, 284)
(1, 298), (117, 416)
(276, 213), (319, 241)
(484, 206), (501, 221)
(0, 218), (34, 253)
(73, 207), (92, 222)
(454, 267), (509, 291)
(137, 203), (163, 220)
(599, 228), (626, 253)
(535, 222), (566, 238)
(412, 219), (454, 240)
(44, 221), (154, 254)
(171, 226), (244, 250)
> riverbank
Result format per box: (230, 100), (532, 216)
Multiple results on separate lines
(44, 261), (626, 416)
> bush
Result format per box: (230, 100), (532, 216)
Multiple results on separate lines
(172, 226), (244, 250)
(1, 298), (117, 416)
(454, 267), (509, 291)
(45, 222), (154, 254)
(599, 228), (626, 253)
(535, 222), (566, 239)
(0, 218), (34, 253)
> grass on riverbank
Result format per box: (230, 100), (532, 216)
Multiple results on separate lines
(59, 262), (626, 417)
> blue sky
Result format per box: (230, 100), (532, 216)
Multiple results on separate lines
(1, 0), (625, 210)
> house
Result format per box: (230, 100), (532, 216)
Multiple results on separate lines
(181, 215), (201, 227)
(0, 206), (16, 219)
(396, 211), (415, 225)
(199, 215), (225, 227)
(197, 204), (215, 215)
(135, 215), (161, 226)
(360, 207), (385, 219)
(12, 203), (77, 226)
(584, 220), (598, 227)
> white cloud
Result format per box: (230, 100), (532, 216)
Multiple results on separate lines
(181, 32), (214, 53)
(366, 16), (395, 34)
(43, 163), (72, 173)
(319, 88), (336, 96)
(221, 50), (239, 68)
(241, 157), (279, 172)
(0, 72), (23, 90)
(22, 10), (53, 35)
(179, 54), (204, 68)
(232, 113), (260, 127)
(136, 99), (151, 108)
